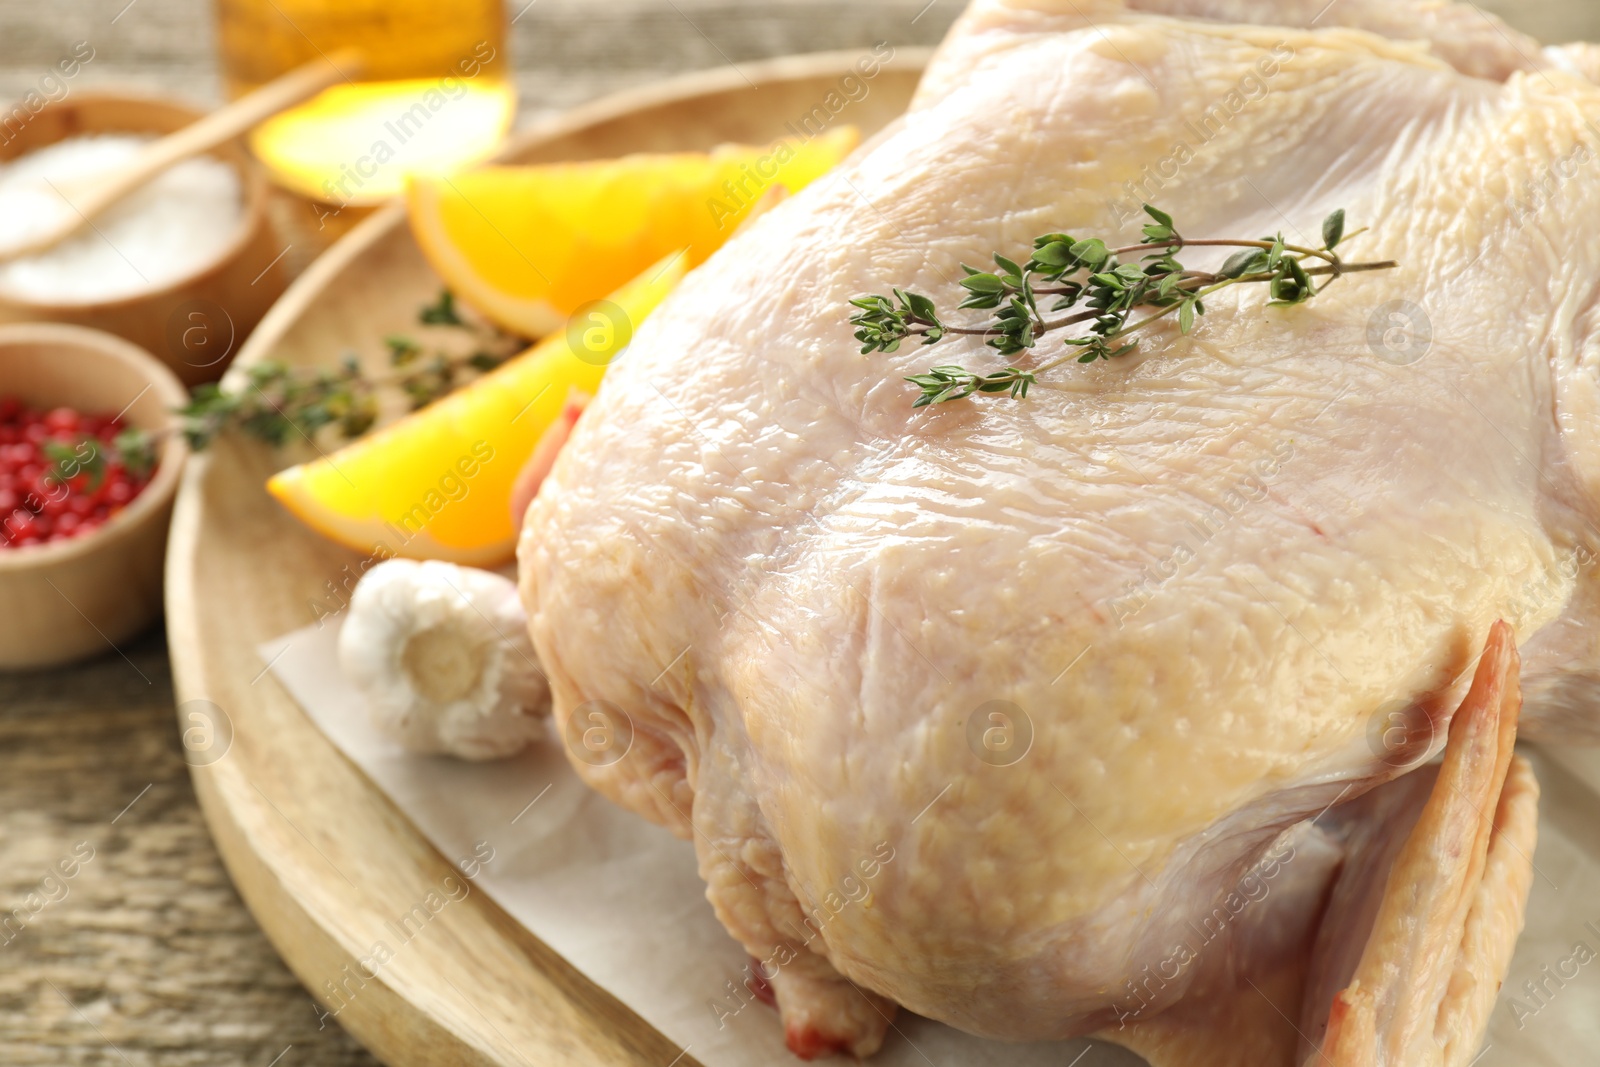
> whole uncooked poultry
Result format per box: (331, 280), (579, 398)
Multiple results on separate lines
(518, 1), (1600, 1062)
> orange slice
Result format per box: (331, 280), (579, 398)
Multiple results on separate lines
(251, 79), (516, 205)
(406, 126), (859, 337)
(266, 254), (686, 566)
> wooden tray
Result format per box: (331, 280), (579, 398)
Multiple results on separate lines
(165, 51), (928, 1067)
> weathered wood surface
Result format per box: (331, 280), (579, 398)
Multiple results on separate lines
(0, 629), (377, 1066)
(0, 1), (1592, 1064)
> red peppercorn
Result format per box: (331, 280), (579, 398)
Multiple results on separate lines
(43, 407), (79, 433)
(6, 509), (37, 540)
(0, 399), (154, 550)
(36, 485), (69, 516)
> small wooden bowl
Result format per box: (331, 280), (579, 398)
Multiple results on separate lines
(0, 323), (188, 669)
(0, 92), (289, 387)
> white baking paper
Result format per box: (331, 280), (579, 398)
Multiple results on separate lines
(262, 618), (1600, 1066)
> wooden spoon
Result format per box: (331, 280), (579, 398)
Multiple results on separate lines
(0, 48), (364, 262)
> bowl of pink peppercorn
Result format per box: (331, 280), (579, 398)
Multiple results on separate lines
(0, 322), (188, 668)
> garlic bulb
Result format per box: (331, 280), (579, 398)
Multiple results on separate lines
(338, 559), (549, 760)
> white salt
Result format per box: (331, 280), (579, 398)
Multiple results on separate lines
(0, 134), (244, 304)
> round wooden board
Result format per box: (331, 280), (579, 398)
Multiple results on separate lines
(165, 51), (928, 1067)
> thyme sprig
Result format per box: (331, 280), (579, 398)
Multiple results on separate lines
(39, 429), (157, 489)
(851, 205), (1396, 407)
(179, 290), (523, 450)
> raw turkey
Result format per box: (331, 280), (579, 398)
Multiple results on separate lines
(517, 0), (1600, 1062)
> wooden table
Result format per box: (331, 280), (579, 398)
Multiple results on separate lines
(0, 1), (1592, 1064)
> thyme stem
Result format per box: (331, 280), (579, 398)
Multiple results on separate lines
(849, 205), (1397, 407)
(179, 289), (524, 449)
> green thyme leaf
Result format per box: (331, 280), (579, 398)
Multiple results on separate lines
(419, 289), (466, 327)
(1143, 204), (1175, 229)
(113, 428), (158, 479)
(1219, 249), (1267, 279)
(386, 335), (422, 366)
(852, 206), (1394, 406)
(1322, 209), (1346, 251)
(960, 273), (1007, 294)
(177, 293), (524, 451)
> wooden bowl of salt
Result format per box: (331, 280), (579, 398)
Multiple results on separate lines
(0, 92), (287, 386)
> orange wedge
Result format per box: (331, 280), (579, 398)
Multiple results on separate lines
(266, 255), (686, 567)
(406, 126), (859, 337)
(251, 79), (516, 205)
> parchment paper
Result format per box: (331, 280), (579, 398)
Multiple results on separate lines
(262, 617), (1599, 1066)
